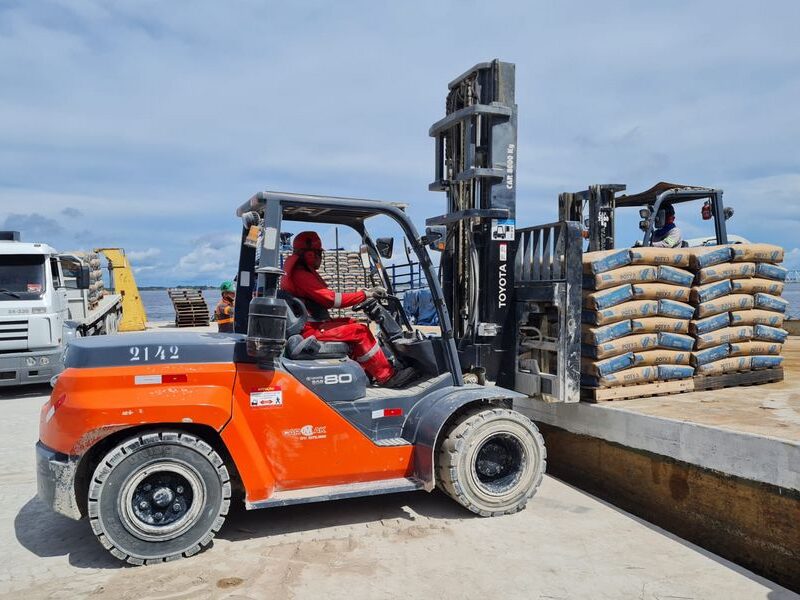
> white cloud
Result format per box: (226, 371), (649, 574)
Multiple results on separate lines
(126, 247), (161, 262)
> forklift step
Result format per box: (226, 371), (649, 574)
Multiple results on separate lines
(374, 437), (412, 447)
(247, 477), (424, 509)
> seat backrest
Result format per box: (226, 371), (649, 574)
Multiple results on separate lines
(277, 290), (308, 336)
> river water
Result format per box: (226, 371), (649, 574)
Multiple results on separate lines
(141, 284), (800, 324)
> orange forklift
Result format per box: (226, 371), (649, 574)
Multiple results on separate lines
(36, 60), (582, 564)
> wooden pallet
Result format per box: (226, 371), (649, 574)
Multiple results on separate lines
(581, 378), (695, 403)
(168, 289), (210, 327)
(693, 367), (784, 391)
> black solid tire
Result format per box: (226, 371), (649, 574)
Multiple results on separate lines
(436, 407), (546, 516)
(88, 431), (231, 565)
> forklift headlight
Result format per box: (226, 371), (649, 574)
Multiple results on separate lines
(639, 208), (651, 219)
(40, 356), (50, 366)
(638, 219), (649, 231)
(26, 357), (37, 367)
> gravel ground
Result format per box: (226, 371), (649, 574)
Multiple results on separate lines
(1, 384), (796, 600)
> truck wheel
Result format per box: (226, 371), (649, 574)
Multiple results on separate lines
(436, 408), (546, 516)
(88, 431), (231, 565)
(104, 312), (118, 335)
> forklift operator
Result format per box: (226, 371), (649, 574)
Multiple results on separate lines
(651, 202), (683, 248)
(281, 231), (417, 388)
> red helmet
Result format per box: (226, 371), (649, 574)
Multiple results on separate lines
(292, 231), (322, 252)
(293, 231), (323, 269)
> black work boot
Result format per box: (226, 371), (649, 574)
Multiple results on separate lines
(383, 366), (418, 388)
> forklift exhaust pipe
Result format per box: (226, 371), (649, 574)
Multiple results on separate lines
(246, 296), (288, 366)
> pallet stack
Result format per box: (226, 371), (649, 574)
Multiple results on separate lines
(168, 289), (210, 327)
(581, 248), (696, 399)
(687, 244), (788, 384)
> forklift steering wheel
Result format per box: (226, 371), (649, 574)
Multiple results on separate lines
(352, 297), (379, 313)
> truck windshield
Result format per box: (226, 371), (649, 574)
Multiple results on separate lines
(0, 255), (46, 300)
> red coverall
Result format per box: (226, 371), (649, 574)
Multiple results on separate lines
(281, 253), (394, 383)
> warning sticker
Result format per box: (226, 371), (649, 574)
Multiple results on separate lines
(491, 219), (515, 241)
(250, 387), (282, 408)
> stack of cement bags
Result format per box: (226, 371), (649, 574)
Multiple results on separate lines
(581, 248), (696, 388)
(687, 244), (788, 376)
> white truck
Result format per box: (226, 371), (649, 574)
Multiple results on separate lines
(0, 231), (122, 386)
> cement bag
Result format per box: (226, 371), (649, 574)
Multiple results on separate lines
(656, 265), (694, 287)
(582, 300), (659, 326)
(633, 350), (691, 366)
(581, 320), (632, 345)
(696, 294), (754, 318)
(690, 312), (730, 335)
(657, 332), (695, 351)
(695, 325), (753, 350)
(729, 341), (782, 357)
(586, 265), (658, 290)
(583, 284), (634, 310)
(754, 262), (787, 281)
(584, 333), (658, 360)
(753, 293), (789, 313)
(658, 364), (695, 380)
(753, 324), (789, 343)
(657, 299), (695, 319)
(729, 243), (784, 264)
(631, 317), (689, 334)
(688, 246), (733, 270)
(582, 249), (632, 274)
(731, 278), (785, 296)
(581, 352), (636, 377)
(751, 355), (784, 370)
(729, 309), (785, 328)
(690, 279), (732, 304)
(631, 283), (691, 302)
(629, 247), (690, 267)
(696, 356), (751, 376)
(696, 262), (755, 285)
(594, 366), (659, 388)
(691, 344), (730, 367)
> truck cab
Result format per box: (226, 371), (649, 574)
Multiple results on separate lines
(0, 234), (68, 386)
(0, 231), (122, 386)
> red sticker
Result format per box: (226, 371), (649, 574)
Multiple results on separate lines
(27, 283), (42, 293)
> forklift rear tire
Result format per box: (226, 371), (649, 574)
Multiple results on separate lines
(436, 408), (546, 516)
(87, 431), (231, 565)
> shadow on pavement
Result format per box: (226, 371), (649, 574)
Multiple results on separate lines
(0, 383), (51, 402)
(14, 497), (124, 570)
(219, 488), (474, 542)
(15, 489), (474, 568)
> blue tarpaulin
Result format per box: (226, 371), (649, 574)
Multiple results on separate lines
(403, 289), (439, 326)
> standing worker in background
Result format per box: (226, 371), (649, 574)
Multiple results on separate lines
(652, 202), (683, 248)
(281, 231), (417, 388)
(215, 281), (236, 333)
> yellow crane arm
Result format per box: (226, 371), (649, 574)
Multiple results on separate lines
(95, 248), (147, 332)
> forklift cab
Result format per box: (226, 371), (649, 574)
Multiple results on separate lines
(561, 181), (734, 251)
(233, 191), (462, 396)
(616, 182), (732, 247)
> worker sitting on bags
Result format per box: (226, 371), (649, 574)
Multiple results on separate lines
(281, 231), (417, 388)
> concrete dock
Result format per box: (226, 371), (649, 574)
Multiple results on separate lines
(520, 337), (800, 590)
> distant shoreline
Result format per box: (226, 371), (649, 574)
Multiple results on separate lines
(139, 286), (217, 290)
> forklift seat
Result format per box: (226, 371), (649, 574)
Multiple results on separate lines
(278, 291), (350, 359)
(285, 334), (350, 359)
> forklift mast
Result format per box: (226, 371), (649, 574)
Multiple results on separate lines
(428, 60), (582, 401)
(558, 184), (626, 252)
(427, 59), (518, 380)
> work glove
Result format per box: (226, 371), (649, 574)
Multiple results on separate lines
(365, 286), (387, 298)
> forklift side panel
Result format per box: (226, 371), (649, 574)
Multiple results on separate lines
(40, 363), (236, 456)
(229, 364), (414, 503)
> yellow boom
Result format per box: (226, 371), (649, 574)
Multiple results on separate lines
(95, 248), (147, 331)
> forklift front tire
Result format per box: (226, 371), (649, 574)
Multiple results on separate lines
(436, 408), (546, 517)
(87, 431), (231, 565)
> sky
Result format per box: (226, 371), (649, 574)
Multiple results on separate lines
(1, 0), (799, 286)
